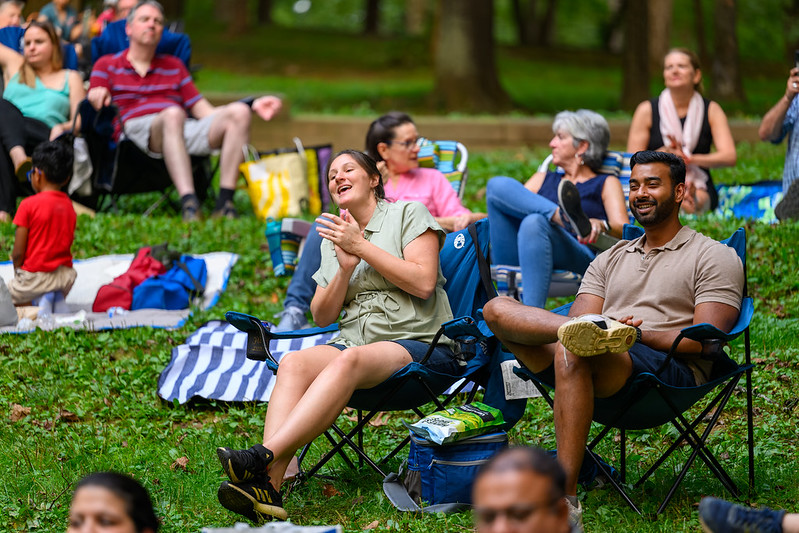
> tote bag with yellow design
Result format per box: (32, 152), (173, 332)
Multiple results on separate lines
(240, 140), (308, 221)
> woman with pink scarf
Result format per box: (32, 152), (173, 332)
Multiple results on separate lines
(627, 48), (736, 214)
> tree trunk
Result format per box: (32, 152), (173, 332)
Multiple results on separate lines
(405, 0), (427, 36)
(364, 0), (380, 35)
(647, 0), (672, 74)
(536, 0), (556, 47)
(228, 0), (249, 35)
(511, 0), (538, 47)
(159, 0), (185, 19)
(621, 0), (649, 110)
(432, 0), (512, 113)
(693, 0), (710, 73)
(711, 0), (745, 102)
(257, 0), (273, 25)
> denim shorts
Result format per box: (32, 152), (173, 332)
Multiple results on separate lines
(330, 340), (462, 376)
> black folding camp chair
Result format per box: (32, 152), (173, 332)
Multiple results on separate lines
(513, 225), (755, 515)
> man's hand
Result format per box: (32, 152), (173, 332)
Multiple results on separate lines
(87, 87), (112, 110)
(252, 96), (282, 121)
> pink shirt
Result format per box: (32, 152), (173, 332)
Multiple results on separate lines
(383, 167), (470, 218)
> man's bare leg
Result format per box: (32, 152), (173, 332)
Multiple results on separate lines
(147, 106), (195, 197)
(208, 102), (252, 190)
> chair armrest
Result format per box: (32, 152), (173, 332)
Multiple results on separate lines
(655, 297), (753, 375)
(679, 297), (754, 344)
(225, 311), (339, 366)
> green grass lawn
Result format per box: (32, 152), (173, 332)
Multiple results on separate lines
(1, 143), (798, 531)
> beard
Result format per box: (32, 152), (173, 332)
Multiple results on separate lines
(631, 190), (679, 227)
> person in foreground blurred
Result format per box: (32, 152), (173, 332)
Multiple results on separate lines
(216, 150), (462, 523)
(485, 109), (627, 309)
(627, 47), (736, 214)
(472, 447), (576, 533)
(67, 472), (159, 533)
(274, 111), (484, 332)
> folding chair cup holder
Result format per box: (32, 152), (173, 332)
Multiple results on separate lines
(225, 219), (525, 488)
(513, 225), (755, 516)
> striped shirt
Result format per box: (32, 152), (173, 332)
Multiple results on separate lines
(89, 50), (202, 126)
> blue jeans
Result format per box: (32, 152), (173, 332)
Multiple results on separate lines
(486, 176), (595, 308)
(283, 223), (322, 312)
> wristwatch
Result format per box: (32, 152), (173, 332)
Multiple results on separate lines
(633, 326), (642, 343)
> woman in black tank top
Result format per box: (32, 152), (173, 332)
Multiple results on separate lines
(627, 48), (736, 213)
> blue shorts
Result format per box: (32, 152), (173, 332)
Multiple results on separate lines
(329, 340), (462, 376)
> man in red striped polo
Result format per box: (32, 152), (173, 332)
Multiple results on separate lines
(88, 0), (282, 221)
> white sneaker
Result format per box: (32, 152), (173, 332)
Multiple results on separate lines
(557, 314), (637, 357)
(273, 306), (309, 332)
(565, 497), (584, 532)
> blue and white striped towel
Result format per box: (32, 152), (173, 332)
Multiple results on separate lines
(157, 320), (335, 404)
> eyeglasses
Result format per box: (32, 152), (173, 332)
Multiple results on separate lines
(26, 168), (36, 183)
(388, 138), (421, 150)
(474, 501), (556, 525)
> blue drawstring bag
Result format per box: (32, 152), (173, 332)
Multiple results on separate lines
(131, 255), (207, 310)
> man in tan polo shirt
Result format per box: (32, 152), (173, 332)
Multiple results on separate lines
(483, 150), (744, 528)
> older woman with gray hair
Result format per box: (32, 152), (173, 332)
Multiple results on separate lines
(485, 109), (628, 308)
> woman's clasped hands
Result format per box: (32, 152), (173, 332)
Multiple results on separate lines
(316, 210), (364, 270)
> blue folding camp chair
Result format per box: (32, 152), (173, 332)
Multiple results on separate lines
(511, 224), (755, 515)
(91, 19), (192, 67)
(226, 218), (525, 482)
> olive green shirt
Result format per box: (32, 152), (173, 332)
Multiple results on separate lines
(312, 200), (456, 349)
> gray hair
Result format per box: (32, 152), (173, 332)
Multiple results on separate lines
(552, 109), (610, 172)
(127, 0), (164, 25)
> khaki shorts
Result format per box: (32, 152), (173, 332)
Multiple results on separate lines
(123, 111), (216, 158)
(8, 265), (77, 304)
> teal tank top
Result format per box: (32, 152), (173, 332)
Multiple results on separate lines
(3, 72), (70, 129)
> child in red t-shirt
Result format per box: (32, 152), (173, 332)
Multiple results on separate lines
(8, 139), (77, 311)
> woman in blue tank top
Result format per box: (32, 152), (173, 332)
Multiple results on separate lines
(0, 20), (85, 221)
(486, 110), (629, 308)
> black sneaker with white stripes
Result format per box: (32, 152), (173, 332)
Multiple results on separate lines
(217, 444), (274, 483)
(218, 478), (287, 523)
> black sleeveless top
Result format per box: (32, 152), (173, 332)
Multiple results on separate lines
(647, 96), (718, 209)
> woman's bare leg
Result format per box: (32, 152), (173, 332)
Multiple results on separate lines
(264, 341), (412, 489)
(261, 345), (342, 444)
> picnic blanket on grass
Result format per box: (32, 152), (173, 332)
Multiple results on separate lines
(157, 320), (336, 404)
(714, 181), (783, 223)
(0, 252), (237, 333)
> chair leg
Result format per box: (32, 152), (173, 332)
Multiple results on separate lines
(584, 447), (642, 515)
(745, 328), (755, 494)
